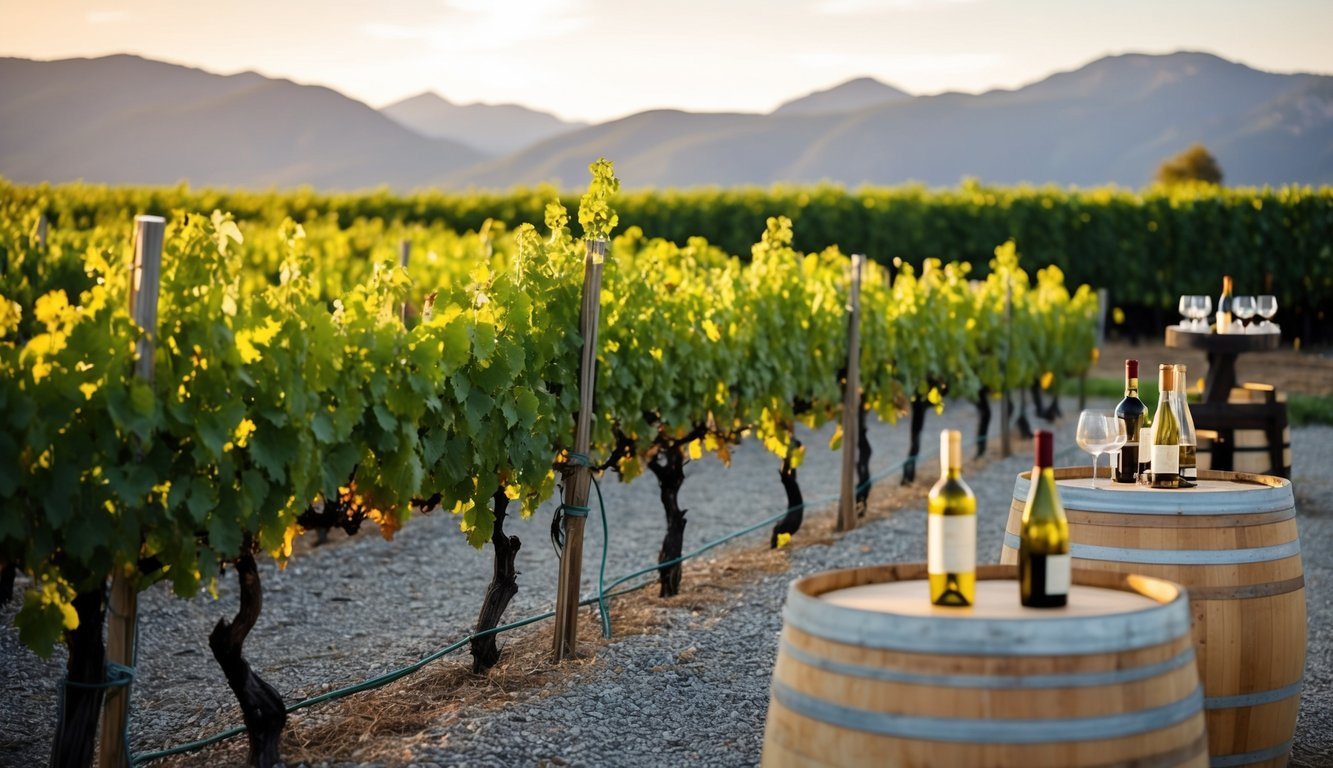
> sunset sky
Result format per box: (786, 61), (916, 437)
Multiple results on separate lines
(4, 0), (1332, 123)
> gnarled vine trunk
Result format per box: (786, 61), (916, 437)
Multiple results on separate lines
(770, 437), (804, 548)
(51, 589), (106, 768)
(1031, 379), (1061, 421)
(471, 488), (520, 673)
(210, 551), (286, 768)
(902, 397), (930, 484)
(1015, 389), (1033, 439)
(856, 405), (872, 514)
(649, 445), (687, 597)
(975, 387), (992, 459)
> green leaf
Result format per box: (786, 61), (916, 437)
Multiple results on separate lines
(311, 410), (335, 443)
(207, 514), (243, 558)
(16, 581), (78, 658)
(187, 477), (216, 525)
(248, 427), (297, 483)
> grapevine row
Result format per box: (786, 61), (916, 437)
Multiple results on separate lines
(0, 161), (1097, 763)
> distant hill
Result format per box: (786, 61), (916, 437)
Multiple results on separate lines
(773, 77), (911, 115)
(1, 51), (1329, 191)
(0, 55), (483, 189)
(448, 52), (1333, 189)
(380, 92), (585, 156)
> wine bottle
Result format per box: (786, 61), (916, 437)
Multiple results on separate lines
(1150, 364), (1181, 488)
(1019, 430), (1070, 608)
(927, 430), (976, 607)
(1113, 359), (1147, 483)
(1173, 363), (1198, 487)
(1138, 426), (1153, 479)
(1216, 275), (1234, 333)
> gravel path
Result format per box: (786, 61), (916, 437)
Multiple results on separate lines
(3, 398), (1330, 767)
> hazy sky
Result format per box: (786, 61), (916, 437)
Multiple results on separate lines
(5, 0), (1332, 123)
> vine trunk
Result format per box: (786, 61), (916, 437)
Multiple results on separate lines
(209, 551), (286, 768)
(470, 488), (520, 673)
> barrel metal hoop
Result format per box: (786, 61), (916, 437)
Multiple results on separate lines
(780, 637), (1196, 689)
(1012, 477), (1294, 515)
(1205, 680), (1304, 709)
(771, 680), (1204, 743)
(783, 583), (1191, 656)
(1001, 533), (1302, 565)
(1207, 739), (1294, 767)
(1185, 575), (1305, 600)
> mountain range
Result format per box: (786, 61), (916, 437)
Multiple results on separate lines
(1, 51), (1329, 190)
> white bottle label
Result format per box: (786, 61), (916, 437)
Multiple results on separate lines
(1152, 444), (1179, 474)
(1045, 553), (1071, 596)
(928, 515), (976, 574)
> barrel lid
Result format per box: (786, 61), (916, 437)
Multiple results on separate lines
(783, 564), (1190, 656)
(1012, 468), (1294, 516)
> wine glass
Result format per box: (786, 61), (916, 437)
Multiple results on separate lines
(1192, 295), (1212, 330)
(1076, 410), (1116, 489)
(1257, 295), (1278, 331)
(1177, 295), (1191, 330)
(1232, 296), (1256, 331)
(1104, 415), (1128, 473)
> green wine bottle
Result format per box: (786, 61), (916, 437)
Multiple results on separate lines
(927, 429), (976, 607)
(1019, 430), (1070, 608)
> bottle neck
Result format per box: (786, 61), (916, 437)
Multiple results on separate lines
(946, 466), (963, 480)
(1124, 376), (1139, 397)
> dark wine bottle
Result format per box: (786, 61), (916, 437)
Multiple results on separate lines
(1019, 431), (1070, 608)
(1113, 359), (1147, 483)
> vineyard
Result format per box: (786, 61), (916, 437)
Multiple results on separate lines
(3, 160), (1104, 765)
(6, 178), (1330, 343)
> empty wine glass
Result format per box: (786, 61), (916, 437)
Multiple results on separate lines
(1178, 295), (1191, 329)
(1076, 410), (1117, 489)
(1104, 415), (1128, 470)
(1232, 295), (1256, 331)
(1257, 295), (1278, 331)
(1192, 295), (1213, 330)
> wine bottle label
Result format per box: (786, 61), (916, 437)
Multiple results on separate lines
(928, 515), (976, 574)
(1115, 443), (1139, 481)
(1182, 466), (1198, 480)
(1152, 444), (1179, 474)
(1045, 553), (1071, 596)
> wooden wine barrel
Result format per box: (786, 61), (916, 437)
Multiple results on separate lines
(1000, 468), (1306, 768)
(762, 563), (1207, 767)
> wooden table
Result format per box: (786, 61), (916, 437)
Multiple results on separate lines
(1165, 326), (1287, 476)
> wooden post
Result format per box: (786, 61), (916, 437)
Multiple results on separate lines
(99, 214), (164, 767)
(399, 239), (410, 325)
(36, 214), (47, 248)
(1001, 278), (1013, 458)
(553, 239), (605, 661)
(837, 254), (864, 532)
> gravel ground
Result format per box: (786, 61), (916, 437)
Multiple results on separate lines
(2, 397), (1330, 767)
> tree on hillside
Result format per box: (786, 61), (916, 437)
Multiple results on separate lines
(1155, 143), (1224, 185)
